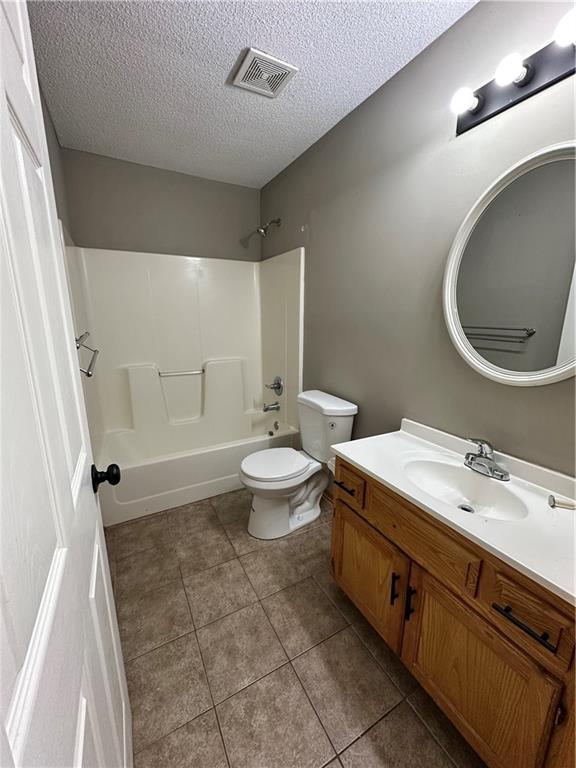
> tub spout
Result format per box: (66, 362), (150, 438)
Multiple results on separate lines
(263, 402), (280, 412)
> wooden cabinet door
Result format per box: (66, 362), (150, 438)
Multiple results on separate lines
(331, 500), (410, 653)
(402, 565), (563, 768)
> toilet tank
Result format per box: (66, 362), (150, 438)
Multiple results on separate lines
(297, 390), (358, 463)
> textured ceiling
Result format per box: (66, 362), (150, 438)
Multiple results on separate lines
(29, 1), (476, 188)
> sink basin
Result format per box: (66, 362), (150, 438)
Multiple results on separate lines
(403, 458), (529, 521)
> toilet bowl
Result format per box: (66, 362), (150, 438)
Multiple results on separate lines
(241, 447), (329, 539)
(240, 390), (358, 539)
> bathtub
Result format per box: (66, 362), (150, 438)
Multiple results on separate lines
(97, 421), (298, 526)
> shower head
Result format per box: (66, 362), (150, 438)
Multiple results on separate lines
(257, 218), (282, 237)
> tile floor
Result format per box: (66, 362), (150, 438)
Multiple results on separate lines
(105, 490), (486, 768)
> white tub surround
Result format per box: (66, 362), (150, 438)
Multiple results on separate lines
(260, 248), (304, 429)
(64, 247), (305, 525)
(332, 419), (575, 604)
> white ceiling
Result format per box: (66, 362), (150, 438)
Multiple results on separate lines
(30, 1), (476, 188)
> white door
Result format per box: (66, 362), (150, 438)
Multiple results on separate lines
(0, 3), (131, 766)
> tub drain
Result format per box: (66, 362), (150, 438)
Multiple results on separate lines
(458, 503), (475, 514)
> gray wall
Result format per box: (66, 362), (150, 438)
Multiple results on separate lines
(261, 1), (575, 475)
(61, 149), (261, 261)
(41, 95), (70, 233)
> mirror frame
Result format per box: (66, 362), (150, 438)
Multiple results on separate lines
(443, 141), (576, 387)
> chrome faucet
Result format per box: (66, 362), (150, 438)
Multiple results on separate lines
(265, 376), (284, 396)
(464, 439), (510, 482)
(263, 401), (280, 413)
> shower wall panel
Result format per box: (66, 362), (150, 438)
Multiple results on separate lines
(67, 248), (263, 442)
(260, 248), (304, 429)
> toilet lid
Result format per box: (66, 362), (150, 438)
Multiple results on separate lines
(241, 448), (312, 482)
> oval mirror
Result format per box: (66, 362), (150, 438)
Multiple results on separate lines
(444, 142), (575, 386)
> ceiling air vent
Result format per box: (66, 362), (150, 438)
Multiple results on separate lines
(232, 48), (298, 98)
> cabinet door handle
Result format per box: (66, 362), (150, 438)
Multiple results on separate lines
(491, 603), (558, 653)
(390, 572), (401, 605)
(334, 480), (356, 497)
(404, 586), (417, 620)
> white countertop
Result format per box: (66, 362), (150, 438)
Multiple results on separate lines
(332, 419), (576, 606)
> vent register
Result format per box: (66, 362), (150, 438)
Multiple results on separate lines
(232, 48), (298, 98)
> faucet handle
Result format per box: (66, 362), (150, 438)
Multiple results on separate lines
(265, 376), (284, 396)
(467, 438), (494, 457)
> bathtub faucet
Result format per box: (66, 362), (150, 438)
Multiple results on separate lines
(263, 401), (281, 413)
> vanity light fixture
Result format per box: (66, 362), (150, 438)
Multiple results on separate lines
(494, 53), (532, 87)
(450, 87), (482, 115)
(451, 11), (575, 135)
(554, 8), (576, 47)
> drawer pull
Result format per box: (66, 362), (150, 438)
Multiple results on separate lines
(390, 572), (401, 606)
(334, 480), (356, 497)
(405, 586), (417, 621)
(491, 603), (558, 653)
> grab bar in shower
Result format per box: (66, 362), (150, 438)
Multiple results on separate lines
(76, 331), (90, 349)
(80, 349), (99, 378)
(75, 332), (100, 378)
(158, 369), (205, 378)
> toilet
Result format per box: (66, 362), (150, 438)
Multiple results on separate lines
(240, 390), (358, 539)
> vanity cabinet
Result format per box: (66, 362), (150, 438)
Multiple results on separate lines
(402, 565), (562, 768)
(331, 500), (409, 653)
(331, 458), (575, 768)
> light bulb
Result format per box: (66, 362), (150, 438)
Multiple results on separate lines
(495, 53), (528, 86)
(555, 9), (576, 47)
(450, 87), (480, 115)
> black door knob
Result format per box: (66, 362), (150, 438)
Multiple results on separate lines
(91, 463), (121, 493)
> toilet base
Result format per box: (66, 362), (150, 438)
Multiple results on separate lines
(247, 470), (329, 540)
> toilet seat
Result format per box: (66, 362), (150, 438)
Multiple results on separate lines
(241, 447), (312, 482)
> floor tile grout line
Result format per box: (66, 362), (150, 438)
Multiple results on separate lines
(131, 705), (217, 759)
(180, 551), (240, 583)
(212, 706), (232, 768)
(245, 553), (351, 762)
(180, 552), (252, 587)
(288, 622), (408, 757)
(347, 621), (412, 699)
(123, 626), (196, 664)
(191, 593), (259, 631)
(193, 558), (288, 707)
(180, 565), (196, 629)
(286, 623), (350, 662)
(405, 694), (465, 768)
(190, 614), (217, 712)
(116, 574), (183, 603)
(182, 574), (236, 767)
(238, 555), (313, 600)
(192, 558), (338, 634)
(212, 659), (293, 708)
(229, 517), (334, 560)
(123, 577), (195, 664)
(335, 697), (407, 759)
(113, 542), (160, 564)
(116, 573), (186, 607)
(289, 655), (340, 757)
(260, 610), (352, 663)
(190, 586), (234, 768)
(309, 570), (356, 627)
